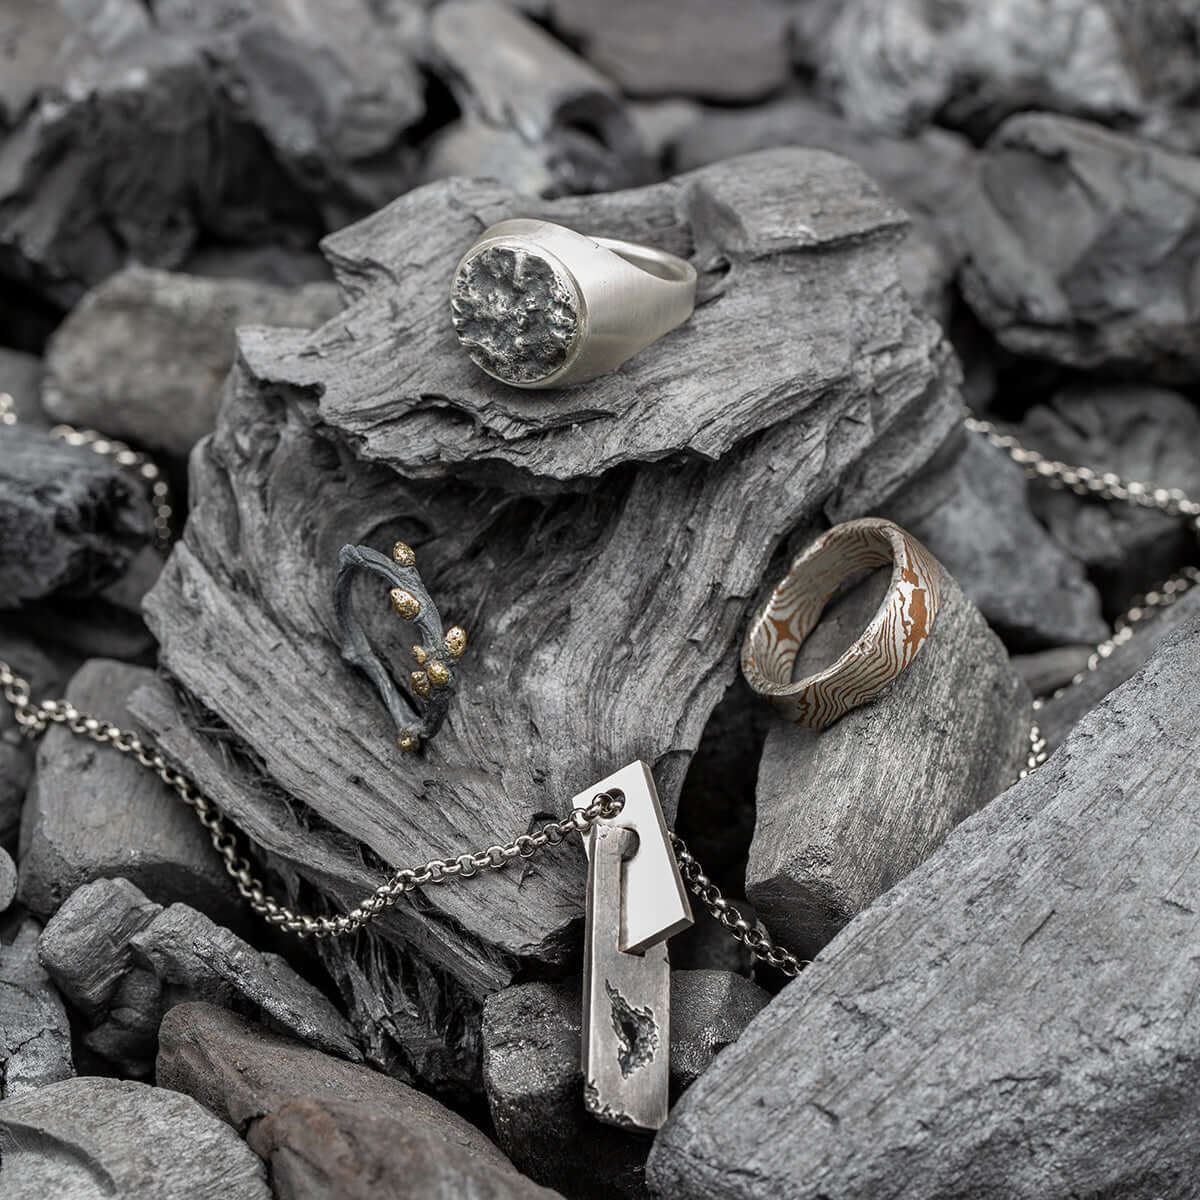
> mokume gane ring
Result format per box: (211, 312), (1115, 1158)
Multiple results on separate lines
(450, 218), (697, 389)
(742, 518), (942, 729)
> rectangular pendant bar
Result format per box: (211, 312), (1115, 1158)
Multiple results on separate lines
(582, 822), (672, 1131)
(572, 760), (693, 954)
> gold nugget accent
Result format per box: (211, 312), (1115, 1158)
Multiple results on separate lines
(390, 588), (420, 619)
(410, 670), (431, 698)
(412, 644), (427, 665)
(427, 661), (450, 686)
(397, 732), (419, 752)
(444, 625), (467, 658)
(392, 541), (416, 567)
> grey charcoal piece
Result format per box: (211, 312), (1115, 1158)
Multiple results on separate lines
(0, 1076), (270, 1200)
(815, 0), (1143, 136)
(669, 98), (981, 323)
(958, 114), (1200, 381)
(0, 350), (46, 428)
(1017, 385), (1200, 605)
(130, 903), (361, 1062)
(482, 980), (648, 1199)
(139, 147), (962, 1066)
(18, 660), (243, 928)
(884, 434), (1108, 649)
(0, 428), (153, 608)
(38, 876), (360, 1071)
(649, 611), (1200, 1200)
(668, 970), (769, 1095)
(543, 0), (792, 103)
(38, 878), (164, 1074)
(0, 848), (15, 912)
(0, 918), (73, 1099)
(427, 2), (642, 197)
(0, 3), (310, 307)
(157, 1002), (561, 1200)
(152, 0), (425, 229)
(1036, 581), (1200, 753)
(43, 267), (343, 458)
(481, 973), (763, 1199)
(747, 562), (1030, 959)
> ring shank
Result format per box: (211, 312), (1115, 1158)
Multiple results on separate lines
(741, 518), (942, 728)
(592, 237), (697, 285)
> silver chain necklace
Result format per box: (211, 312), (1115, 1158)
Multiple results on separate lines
(2, 392), (1198, 1107)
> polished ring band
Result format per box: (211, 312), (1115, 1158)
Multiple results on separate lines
(450, 218), (697, 389)
(741, 518), (942, 729)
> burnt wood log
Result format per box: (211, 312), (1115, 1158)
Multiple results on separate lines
(649, 612), (1200, 1200)
(19, 660), (245, 929)
(0, 2), (311, 307)
(43, 266), (342, 459)
(158, 1002), (562, 1200)
(153, 0), (426, 230)
(136, 150), (962, 1087)
(957, 114), (1200, 381)
(814, 0), (1144, 137)
(542, 0), (793, 104)
(0, 427), (153, 607)
(0, 1076), (270, 1199)
(668, 96), (979, 320)
(425, 2), (644, 197)
(746, 560), (1030, 959)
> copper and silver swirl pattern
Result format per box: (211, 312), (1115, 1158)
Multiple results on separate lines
(742, 518), (942, 729)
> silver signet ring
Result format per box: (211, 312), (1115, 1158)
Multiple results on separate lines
(450, 218), (697, 389)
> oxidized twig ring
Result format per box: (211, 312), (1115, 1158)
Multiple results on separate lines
(334, 541), (466, 752)
(741, 518), (942, 729)
(450, 218), (697, 389)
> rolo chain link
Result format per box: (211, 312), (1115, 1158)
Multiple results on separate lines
(1, 395), (1196, 975)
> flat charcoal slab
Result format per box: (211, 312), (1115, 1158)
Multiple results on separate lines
(158, 1002), (561, 1200)
(957, 113), (1200, 381)
(140, 146), (961, 1068)
(0, 1076), (269, 1199)
(542, 0), (792, 103)
(649, 613), (1200, 1200)
(256, 148), (947, 485)
(747, 561), (1031, 959)
(0, 426), (153, 607)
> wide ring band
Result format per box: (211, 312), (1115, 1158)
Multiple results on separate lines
(741, 518), (942, 729)
(450, 218), (697, 389)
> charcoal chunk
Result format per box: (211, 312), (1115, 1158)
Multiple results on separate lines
(650, 612), (1200, 1200)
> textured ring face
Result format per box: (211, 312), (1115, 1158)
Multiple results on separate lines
(450, 242), (582, 386)
(741, 518), (942, 729)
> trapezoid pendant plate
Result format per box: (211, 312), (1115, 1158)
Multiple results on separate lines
(582, 823), (671, 1131)
(572, 760), (693, 954)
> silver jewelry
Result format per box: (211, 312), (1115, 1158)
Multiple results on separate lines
(742, 518), (943, 729)
(450, 218), (697, 389)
